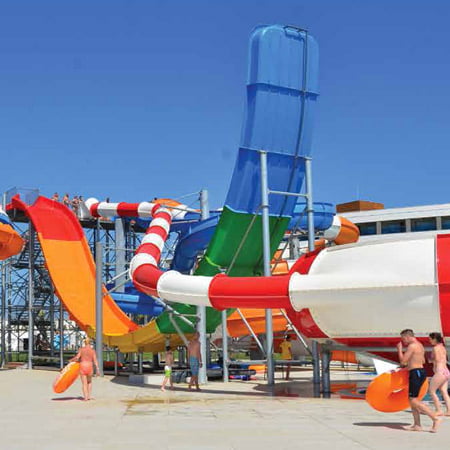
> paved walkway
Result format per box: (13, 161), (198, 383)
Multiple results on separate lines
(0, 368), (449, 449)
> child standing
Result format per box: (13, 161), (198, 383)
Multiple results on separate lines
(161, 346), (174, 391)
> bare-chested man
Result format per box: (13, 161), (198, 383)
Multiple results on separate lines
(187, 332), (202, 391)
(397, 329), (441, 432)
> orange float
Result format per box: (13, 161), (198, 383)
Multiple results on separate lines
(53, 362), (80, 394)
(365, 369), (428, 412)
(248, 364), (266, 374)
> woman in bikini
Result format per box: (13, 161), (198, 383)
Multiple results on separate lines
(428, 332), (450, 416)
(70, 338), (100, 401)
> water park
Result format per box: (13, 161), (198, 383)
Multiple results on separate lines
(1, 6), (450, 450)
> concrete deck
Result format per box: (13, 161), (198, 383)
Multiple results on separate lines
(0, 368), (449, 449)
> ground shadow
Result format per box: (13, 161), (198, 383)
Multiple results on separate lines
(110, 375), (296, 398)
(110, 375), (371, 400)
(354, 422), (410, 430)
(51, 396), (84, 401)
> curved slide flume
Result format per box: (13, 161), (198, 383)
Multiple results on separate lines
(9, 195), (190, 352)
(0, 206), (24, 260)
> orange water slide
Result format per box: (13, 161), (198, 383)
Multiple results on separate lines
(10, 196), (189, 353)
(10, 196), (138, 335)
(0, 221), (24, 260)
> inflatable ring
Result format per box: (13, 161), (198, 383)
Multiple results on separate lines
(53, 362), (80, 394)
(365, 368), (428, 412)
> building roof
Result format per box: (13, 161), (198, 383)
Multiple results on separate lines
(340, 203), (450, 224)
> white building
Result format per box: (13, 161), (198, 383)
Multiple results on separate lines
(338, 200), (450, 238)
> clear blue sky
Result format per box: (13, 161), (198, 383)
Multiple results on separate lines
(1, 0), (449, 209)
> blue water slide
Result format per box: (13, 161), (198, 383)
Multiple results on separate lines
(109, 283), (164, 316)
(288, 202), (335, 230)
(171, 215), (220, 274)
(225, 25), (319, 217)
(0, 209), (12, 225)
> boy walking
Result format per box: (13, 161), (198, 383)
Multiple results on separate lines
(161, 346), (174, 391)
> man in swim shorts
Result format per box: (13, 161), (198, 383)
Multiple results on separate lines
(397, 329), (441, 432)
(187, 332), (202, 391)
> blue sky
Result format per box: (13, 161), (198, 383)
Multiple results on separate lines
(0, 0), (449, 209)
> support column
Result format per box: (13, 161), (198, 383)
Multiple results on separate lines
(138, 351), (143, 375)
(152, 353), (159, 370)
(128, 352), (134, 373)
(115, 218), (126, 293)
(260, 151), (274, 385)
(1, 194), (6, 367)
(49, 287), (55, 358)
(312, 341), (321, 397)
(95, 242), (104, 376)
(197, 189), (209, 385)
(222, 309), (229, 382)
(114, 348), (119, 376)
(1, 262), (6, 368)
(305, 157), (321, 397)
(59, 300), (64, 369)
(28, 225), (35, 370)
(321, 345), (331, 398)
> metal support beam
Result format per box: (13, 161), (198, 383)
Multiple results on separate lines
(114, 218), (126, 293)
(114, 348), (119, 376)
(138, 352), (143, 375)
(1, 262), (6, 368)
(321, 346), (331, 398)
(168, 313), (189, 346)
(236, 309), (266, 355)
(304, 157), (315, 253)
(279, 309), (312, 356)
(95, 241), (104, 376)
(128, 352), (134, 373)
(59, 300), (64, 369)
(222, 309), (229, 382)
(259, 151), (274, 385)
(197, 189), (209, 385)
(28, 225), (35, 370)
(305, 157), (321, 397)
(312, 340), (321, 397)
(49, 287), (55, 358)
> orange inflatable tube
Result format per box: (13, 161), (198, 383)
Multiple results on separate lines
(365, 369), (428, 413)
(53, 362), (80, 394)
(248, 364), (266, 374)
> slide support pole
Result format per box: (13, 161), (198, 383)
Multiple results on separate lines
(197, 189), (209, 384)
(222, 310), (229, 382)
(28, 225), (35, 370)
(95, 242), (104, 376)
(260, 151), (275, 385)
(305, 157), (321, 397)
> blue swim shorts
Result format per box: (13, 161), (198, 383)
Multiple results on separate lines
(189, 356), (200, 376)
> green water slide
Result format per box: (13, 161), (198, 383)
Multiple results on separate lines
(156, 208), (289, 334)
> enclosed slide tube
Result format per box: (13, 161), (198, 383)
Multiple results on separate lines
(130, 204), (450, 345)
(81, 198), (359, 274)
(80, 198), (193, 221)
